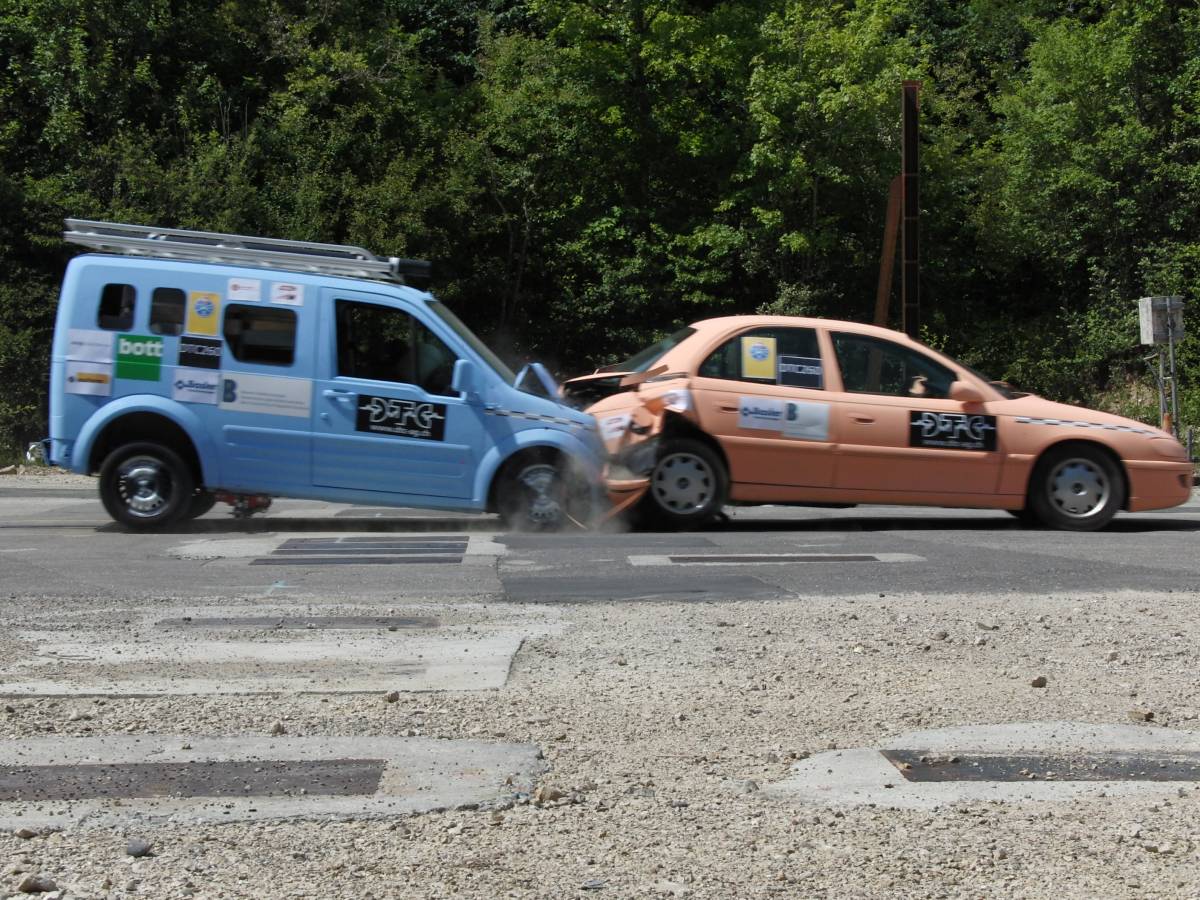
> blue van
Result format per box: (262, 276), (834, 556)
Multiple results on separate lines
(46, 220), (604, 529)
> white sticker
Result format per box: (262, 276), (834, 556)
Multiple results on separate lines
(781, 401), (830, 441)
(227, 278), (262, 302)
(172, 368), (220, 405)
(738, 397), (784, 430)
(218, 372), (311, 418)
(271, 282), (304, 306)
(65, 361), (113, 396)
(662, 387), (691, 413)
(599, 412), (633, 442)
(67, 329), (114, 363)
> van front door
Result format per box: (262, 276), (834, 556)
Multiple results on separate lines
(312, 292), (475, 499)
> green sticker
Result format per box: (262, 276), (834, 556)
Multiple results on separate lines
(115, 334), (164, 381)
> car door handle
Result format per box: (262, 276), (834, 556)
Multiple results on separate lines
(851, 415), (875, 424)
(718, 405), (739, 413)
(322, 389), (354, 404)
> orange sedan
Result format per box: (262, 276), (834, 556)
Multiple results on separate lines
(566, 316), (1193, 530)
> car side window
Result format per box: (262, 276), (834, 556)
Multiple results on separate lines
(831, 332), (955, 399)
(698, 328), (823, 388)
(336, 300), (457, 396)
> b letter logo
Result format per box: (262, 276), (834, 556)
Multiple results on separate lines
(115, 335), (164, 381)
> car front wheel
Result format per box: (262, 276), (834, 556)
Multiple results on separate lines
(641, 438), (727, 529)
(98, 442), (195, 530)
(1028, 445), (1124, 531)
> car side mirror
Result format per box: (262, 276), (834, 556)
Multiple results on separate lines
(949, 380), (984, 404)
(451, 359), (477, 399)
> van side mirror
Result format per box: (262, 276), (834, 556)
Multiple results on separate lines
(452, 359), (477, 398)
(949, 380), (984, 404)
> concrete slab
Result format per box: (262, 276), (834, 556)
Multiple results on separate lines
(767, 721), (1200, 810)
(0, 735), (544, 829)
(500, 573), (783, 602)
(0, 603), (561, 696)
(168, 532), (504, 566)
(627, 552), (924, 566)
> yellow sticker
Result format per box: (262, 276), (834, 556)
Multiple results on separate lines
(741, 336), (777, 380)
(186, 292), (221, 336)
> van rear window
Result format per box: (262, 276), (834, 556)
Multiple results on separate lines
(97, 283), (136, 330)
(223, 305), (297, 366)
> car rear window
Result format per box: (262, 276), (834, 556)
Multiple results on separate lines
(699, 327), (823, 387)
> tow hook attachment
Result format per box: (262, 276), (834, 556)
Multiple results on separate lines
(215, 492), (274, 518)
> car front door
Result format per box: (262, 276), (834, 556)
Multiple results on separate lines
(829, 332), (1004, 495)
(312, 292), (476, 499)
(690, 326), (837, 489)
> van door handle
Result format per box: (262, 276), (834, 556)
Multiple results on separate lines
(323, 389), (354, 404)
(851, 415), (875, 424)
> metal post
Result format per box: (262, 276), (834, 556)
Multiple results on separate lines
(1167, 311), (1180, 438)
(901, 81), (921, 339)
(1158, 347), (1168, 430)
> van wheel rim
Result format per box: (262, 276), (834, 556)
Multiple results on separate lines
(117, 457), (171, 518)
(517, 464), (563, 526)
(1049, 458), (1108, 518)
(652, 453), (713, 514)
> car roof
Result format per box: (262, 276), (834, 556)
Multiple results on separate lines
(685, 315), (916, 343)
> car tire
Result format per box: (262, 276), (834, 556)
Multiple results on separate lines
(98, 442), (195, 530)
(497, 455), (587, 532)
(184, 490), (218, 520)
(1004, 508), (1039, 525)
(640, 438), (727, 530)
(1028, 445), (1124, 532)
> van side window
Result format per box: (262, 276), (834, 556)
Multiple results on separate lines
(336, 300), (457, 396)
(223, 305), (297, 366)
(97, 284), (136, 330)
(149, 288), (185, 335)
(698, 327), (823, 388)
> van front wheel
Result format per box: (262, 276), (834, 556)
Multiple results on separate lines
(497, 457), (585, 532)
(99, 443), (195, 530)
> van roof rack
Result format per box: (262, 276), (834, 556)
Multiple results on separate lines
(63, 219), (431, 285)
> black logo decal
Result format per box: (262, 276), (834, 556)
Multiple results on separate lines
(178, 336), (222, 370)
(909, 411), (997, 451)
(356, 394), (447, 441)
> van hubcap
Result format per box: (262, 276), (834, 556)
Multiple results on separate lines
(1049, 458), (1108, 518)
(117, 457), (171, 518)
(517, 464), (563, 527)
(652, 453), (713, 514)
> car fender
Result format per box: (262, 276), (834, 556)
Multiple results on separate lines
(474, 427), (604, 506)
(72, 395), (221, 485)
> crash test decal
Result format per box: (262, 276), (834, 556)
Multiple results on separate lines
(741, 336), (777, 380)
(662, 387), (691, 413)
(778, 356), (823, 389)
(219, 373), (311, 419)
(271, 282), (304, 306)
(909, 410), (997, 451)
(66, 328), (113, 363)
(185, 292), (221, 336)
(178, 336), (222, 370)
(115, 334), (164, 381)
(599, 412), (633, 442)
(781, 400), (830, 441)
(738, 397), (784, 430)
(64, 361), (113, 396)
(172, 368), (220, 405)
(227, 278), (262, 302)
(355, 394), (446, 441)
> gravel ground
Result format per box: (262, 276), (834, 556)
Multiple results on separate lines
(2, 588), (1199, 899)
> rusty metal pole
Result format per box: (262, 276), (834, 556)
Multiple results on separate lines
(901, 81), (921, 339)
(873, 176), (902, 327)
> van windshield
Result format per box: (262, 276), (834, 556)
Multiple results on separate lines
(427, 301), (517, 385)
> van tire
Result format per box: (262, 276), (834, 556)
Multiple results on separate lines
(1028, 444), (1124, 531)
(98, 443), (195, 530)
(497, 456), (585, 532)
(640, 438), (727, 530)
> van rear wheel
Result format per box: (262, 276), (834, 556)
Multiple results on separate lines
(99, 442), (194, 530)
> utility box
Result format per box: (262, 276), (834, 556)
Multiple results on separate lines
(1138, 296), (1185, 345)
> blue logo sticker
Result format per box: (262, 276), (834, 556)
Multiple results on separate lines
(749, 342), (770, 361)
(194, 299), (215, 318)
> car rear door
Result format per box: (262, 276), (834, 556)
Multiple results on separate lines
(828, 331), (1004, 495)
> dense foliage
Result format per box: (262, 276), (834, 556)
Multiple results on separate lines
(2, 0), (1197, 454)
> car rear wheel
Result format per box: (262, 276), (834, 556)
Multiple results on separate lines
(641, 438), (727, 529)
(1028, 445), (1124, 531)
(98, 442), (195, 530)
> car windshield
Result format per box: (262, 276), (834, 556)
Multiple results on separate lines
(427, 300), (517, 386)
(600, 326), (696, 374)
